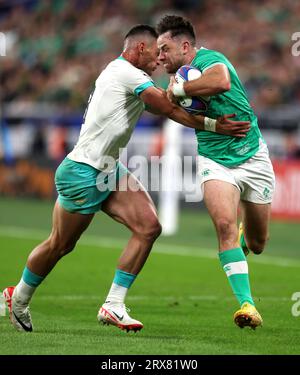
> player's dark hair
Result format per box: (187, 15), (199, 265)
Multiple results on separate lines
(125, 24), (158, 40)
(156, 15), (196, 46)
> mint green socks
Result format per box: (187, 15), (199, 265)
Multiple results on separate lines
(22, 266), (44, 287)
(219, 248), (254, 306)
(14, 266), (45, 306)
(113, 269), (136, 288)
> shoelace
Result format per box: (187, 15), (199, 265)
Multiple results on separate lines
(104, 302), (131, 315)
(117, 304), (131, 315)
(14, 305), (31, 320)
(112, 304), (131, 316)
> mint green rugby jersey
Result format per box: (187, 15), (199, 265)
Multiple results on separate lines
(191, 48), (263, 167)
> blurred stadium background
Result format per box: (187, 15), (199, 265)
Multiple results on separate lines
(1, 0), (300, 217)
(1, 0), (300, 355)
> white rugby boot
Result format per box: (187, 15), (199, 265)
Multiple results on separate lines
(97, 302), (143, 332)
(3, 286), (33, 332)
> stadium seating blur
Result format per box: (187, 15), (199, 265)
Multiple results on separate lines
(1, 0), (300, 215)
(1, 0), (300, 110)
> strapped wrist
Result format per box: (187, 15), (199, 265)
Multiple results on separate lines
(204, 117), (217, 132)
(172, 82), (186, 97)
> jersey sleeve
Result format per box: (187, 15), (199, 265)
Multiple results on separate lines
(121, 65), (154, 96)
(193, 50), (229, 73)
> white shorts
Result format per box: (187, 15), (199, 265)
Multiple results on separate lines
(197, 140), (275, 204)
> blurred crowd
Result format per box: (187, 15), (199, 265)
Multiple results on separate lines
(1, 0), (300, 200)
(0, 0), (300, 112)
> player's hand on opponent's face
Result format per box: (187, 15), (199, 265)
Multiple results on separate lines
(216, 114), (250, 138)
(166, 76), (178, 104)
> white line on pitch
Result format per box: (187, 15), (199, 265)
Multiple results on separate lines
(0, 225), (299, 268)
(34, 294), (292, 302)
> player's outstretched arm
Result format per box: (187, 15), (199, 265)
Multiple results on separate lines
(141, 86), (208, 129)
(141, 87), (250, 138)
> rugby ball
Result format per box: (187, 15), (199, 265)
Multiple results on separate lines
(175, 65), (210, 114)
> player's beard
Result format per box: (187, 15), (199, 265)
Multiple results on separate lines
(163, 63), (177, 74)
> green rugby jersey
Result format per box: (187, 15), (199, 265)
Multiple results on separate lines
(191, 48), (263, 167)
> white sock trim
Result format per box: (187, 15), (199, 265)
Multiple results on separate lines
(15, 279), (36, 305)
(223, 261), (248, 277)
(105, 282), (128, 304)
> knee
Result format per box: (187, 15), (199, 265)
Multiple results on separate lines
(215, 218), (236, 241)
(48, 234), (77, 258)
(247, 235), (269, 255)
(144, 217), (162, 241)
(152, 220), (163, 240)
(133, 215), (162, 241)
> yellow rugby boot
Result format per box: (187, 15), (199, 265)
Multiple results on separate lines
(234, 302), (263, 330)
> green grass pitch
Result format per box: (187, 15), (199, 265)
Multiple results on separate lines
(0, 197), (300, 354)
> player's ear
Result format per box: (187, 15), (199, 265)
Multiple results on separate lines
(182, 41), (190, 54)
(138, 42), (145, 54)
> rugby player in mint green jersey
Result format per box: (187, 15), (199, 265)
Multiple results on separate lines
(157, 15), (275, 329)
(2, 25), (251, 334)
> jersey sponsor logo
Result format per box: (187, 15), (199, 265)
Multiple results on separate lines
(74, 198), (87, 205)
(236, 144), (251, 155)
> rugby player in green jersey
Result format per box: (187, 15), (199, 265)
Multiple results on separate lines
(157, 15), (275, 329)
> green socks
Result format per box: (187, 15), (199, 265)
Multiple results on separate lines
(219, 248), (254, 306)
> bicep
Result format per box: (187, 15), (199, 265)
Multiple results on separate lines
(202, 63), (230, 81)
(185, 63), (230, 94)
